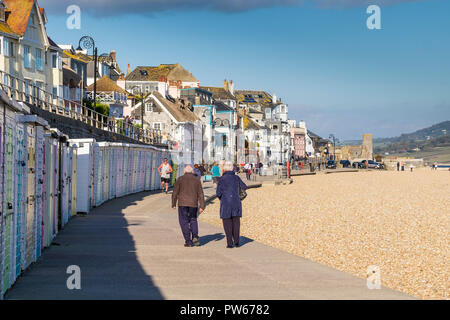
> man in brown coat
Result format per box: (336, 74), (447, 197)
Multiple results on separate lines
(172, 165), (205, 247)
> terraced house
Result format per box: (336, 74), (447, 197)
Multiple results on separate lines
(125, 63), (199, 98)
(0, 0), (63, 103)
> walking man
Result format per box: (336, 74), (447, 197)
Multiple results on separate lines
(172, 165), (205, 247)
(158, 158), (173, 194)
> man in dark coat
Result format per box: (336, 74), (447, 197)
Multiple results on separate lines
(172, 165), (205, 247)
(216, 161), (248, 248)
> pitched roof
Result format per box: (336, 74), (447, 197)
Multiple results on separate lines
(63, 50), (90, 63)
(234, 90), (273, 105)
(244, 117), (261, 130)
(4, 0), (35, 36)
(86, 75), (128, 94)
(214, 101), (233, 112)
(47, 36), (61, 50)
(126, 64), (198, 82)
(199, 86), (236, 101)
(0, 21), (19, 36)
(152, 91), (199, 123)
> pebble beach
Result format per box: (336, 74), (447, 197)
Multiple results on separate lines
(199, 169), (449, 299)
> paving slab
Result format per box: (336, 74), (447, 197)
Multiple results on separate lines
(5, 190), (413, 300)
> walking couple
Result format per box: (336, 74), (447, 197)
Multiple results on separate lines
(172, 161), (247, 248)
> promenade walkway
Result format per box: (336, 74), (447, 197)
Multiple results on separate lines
(5, 185), (411, 300)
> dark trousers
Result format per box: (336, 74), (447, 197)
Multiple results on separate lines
(222, 216), (240, 247)
(178, 206), (199, 245)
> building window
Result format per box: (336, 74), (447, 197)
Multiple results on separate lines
(153, 123), (161, 130)
(58, 53), (62, 70)
(146, 103), (153, 112)
(35, 81), (43, 100)
(24, 46), (31, 69)
(59, 85), (63, 99)
(222, 135), (227, 147)
(0, 4), (5, 22)
(3, 74), (8, 86)
(3, 38), (13, 57)
(35, 49), (43, 71)
(51, 52), (57, 68)
(52, 87), (58, 99)
(24, 79), (30, 96)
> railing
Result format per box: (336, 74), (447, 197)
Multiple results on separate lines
(0, 70), (164, 145)
(86, 91), (127, 103)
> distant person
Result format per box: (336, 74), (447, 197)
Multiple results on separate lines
(258, 162), (263, 176)
(233, 163), (239, 174)
(193, 164), (202, 180)
(244, 163), (251, 181)
(158, 158), (173, 194)
(216, 161), (247, 248)
(410, 164), (414, 172)
(397, 162), (400, 171)
(434, 162), (438, 170)
(198, 163), (206, 177)
(401, 162), (405, 171)
(172, 165), (205, 247)
(211, 162), (221, 185)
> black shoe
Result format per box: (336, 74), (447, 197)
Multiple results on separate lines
(184, 244), (192, 247)
(226, 245), (233, 248)
(235, 243), (239, 248)
(192, 238), (200, 247)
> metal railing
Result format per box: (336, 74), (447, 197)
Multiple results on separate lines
(0, 70), (164, 145)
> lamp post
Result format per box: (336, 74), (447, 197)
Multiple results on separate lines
(130, 86), (145, 132)
(329, 134), (339, 161)
(77, 36), (97, 110)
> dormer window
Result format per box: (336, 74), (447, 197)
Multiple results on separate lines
(0, 2), (5, 22)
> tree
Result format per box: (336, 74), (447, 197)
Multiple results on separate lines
(95, 103), (110, 117)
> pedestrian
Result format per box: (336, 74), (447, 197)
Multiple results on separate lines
(172, 165), (205, 247)
(211, 162), (221, 185)
(434, 162), (438, 170)
(233, 163), (239, 174)
(397, 162), (400, 171)
(158, 157), (173, 194)
(410, 164), (414, 172)
(244, 163), (251, 181)
(258, 162), (263, 176)
(401, 162), (405, 171)
(193, 164), (202, 180)
(216, 161), (247, 248)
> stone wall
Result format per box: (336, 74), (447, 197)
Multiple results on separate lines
(27, 103), (167, 147)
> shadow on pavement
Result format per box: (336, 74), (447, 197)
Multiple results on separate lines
(5, 191), (165, 300)
(199, 233), (225, 245)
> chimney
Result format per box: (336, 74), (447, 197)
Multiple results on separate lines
(272, 93), (277, 104)
(229, 80), (234, 95)
(223, 79), (229, 92)
(110, 50), (117, 62)
(126, 64), (131, 76)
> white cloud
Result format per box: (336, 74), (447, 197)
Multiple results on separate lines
(39, 0), (421, 16)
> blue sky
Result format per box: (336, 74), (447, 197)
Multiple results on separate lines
(41, 0), (450, 140)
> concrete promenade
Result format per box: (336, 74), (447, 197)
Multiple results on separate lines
(5, 184), (411, 300)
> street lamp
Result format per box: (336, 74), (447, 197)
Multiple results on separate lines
(77, 36), (97, 110)
(329, 134), (340, 161)
(130, 85), (145, 131)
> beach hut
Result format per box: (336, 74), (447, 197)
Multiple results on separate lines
(69, 139), (95, 214)
(71, 145), (78, 217)
(0, 91), (25, 296)
(16, 115), (48, 268)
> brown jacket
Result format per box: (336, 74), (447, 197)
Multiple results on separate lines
(172, 173), (205, 209)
